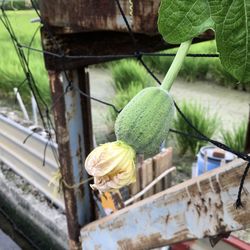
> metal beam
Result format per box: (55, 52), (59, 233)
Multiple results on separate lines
(0, 114), (64, 209)
(245, 105), (250, 153)
(38, 0), (162, 34)
(81, 159), (250, 250)
(41, 28), (214, 71)
(49, 69), (95, 250)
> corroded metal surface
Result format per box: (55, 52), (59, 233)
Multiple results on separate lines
(40, 0), (214, 70)
(81, 159), (250, 250)
(39, 0), (160, 34)
(0, 114), (64, 209)
(49, 70), (94, 250)
(78, 69), (93, 156)
(41, 28), (169, 70)
(245, 106), (250, 153)
(41, 28), (214, 70)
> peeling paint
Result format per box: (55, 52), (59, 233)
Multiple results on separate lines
(39, 0), (160, 34)
(81, 159), (250, 250)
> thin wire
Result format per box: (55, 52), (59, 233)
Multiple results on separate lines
(114, 0), (137, 49)
(75, 86), (121, 113)
(141, 52), (219, 58)
(49, 83), (71, 112)
(16, 78), (28, 92)
(169, 128), (208, 141)
(27, 24), (41, 65)
(62, 176), (94, 189)
(18, 43), (220, 59)
(137, 56), (162, 85)
(30, 0), (41, 19)
(235, 162), (250, 208)
(18, 44), (134, 59)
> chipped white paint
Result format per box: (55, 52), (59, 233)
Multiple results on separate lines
(209, 176), (216, 193)
(81, 159), (250, 250)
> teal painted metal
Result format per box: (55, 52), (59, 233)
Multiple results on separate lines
(62, 71), (92, 224)
(80, 159), (250, 249)
(49, 69), (94, 249)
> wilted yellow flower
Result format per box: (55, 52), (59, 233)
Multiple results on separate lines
(85, 140), (136, 193)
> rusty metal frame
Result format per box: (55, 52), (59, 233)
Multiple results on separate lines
(49, 69), (95, 249)
(245, 106), (250, 153)
(41, 28), (214, 71)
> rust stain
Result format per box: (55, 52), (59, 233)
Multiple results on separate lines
(48, 71), (80, 243)
(39, 0), (160, 34)
(99, 218), (124, 230)
(208, 197), (212, 206)
(117, 233), (168, 250)
(165, 214), (170, 224)
(215, 202), (223, 209)
(211, 176), (221, 193)
(77, 134), (85, 197)
(111, 220), (124, 230)
(194, 203), (201, 217)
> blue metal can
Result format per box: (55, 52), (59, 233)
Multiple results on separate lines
(197, 146), (235, 176)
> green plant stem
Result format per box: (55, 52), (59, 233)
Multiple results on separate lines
(161, 40), (192, 91)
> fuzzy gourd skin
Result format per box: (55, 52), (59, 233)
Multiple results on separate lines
(115, 87), (174, 156)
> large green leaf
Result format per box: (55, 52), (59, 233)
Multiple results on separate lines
(158, 0), (250, 82)
(158, 0), (214, 44)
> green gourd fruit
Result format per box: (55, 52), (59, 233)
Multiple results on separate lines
(115, 87), (174, 155)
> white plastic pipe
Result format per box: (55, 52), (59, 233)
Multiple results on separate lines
(124, 167), (176, 206)
(14, 88), (30, 121)
(31, 92), (38, 125)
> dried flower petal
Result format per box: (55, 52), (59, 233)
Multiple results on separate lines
(85, 141), (136, 193)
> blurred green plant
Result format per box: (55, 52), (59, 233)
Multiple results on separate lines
(107, 82), (144, 124)
(173, 100), (219, 156)
(221, 120), (247, 152)
(1, 1), (33, 10)
(110, 59), (152, 90)
(0, 10), (50, 104)
(143, 40), (249, 89)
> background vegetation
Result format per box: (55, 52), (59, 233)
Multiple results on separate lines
(173, 101), (219, 156)
(221, 120), (247, 152)
(143, 40), (249, 91)
(1, 10), (249, 107)
(0, 10), (50, 104)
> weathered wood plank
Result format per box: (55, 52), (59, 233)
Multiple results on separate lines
(129, 155), (143, 200)
(81, 159), (250, 250)
(141, 158), (154, 198)
(153, 147), (173, 192)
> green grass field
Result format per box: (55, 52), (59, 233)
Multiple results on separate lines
(0, 10), (50, 103)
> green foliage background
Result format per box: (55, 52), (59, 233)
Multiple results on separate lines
(0, 10), (50, 104)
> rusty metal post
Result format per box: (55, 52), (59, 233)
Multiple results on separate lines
(49, 68), (95, 250)
(245, 104), (250, 153)
(78, 69), (93, 155)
